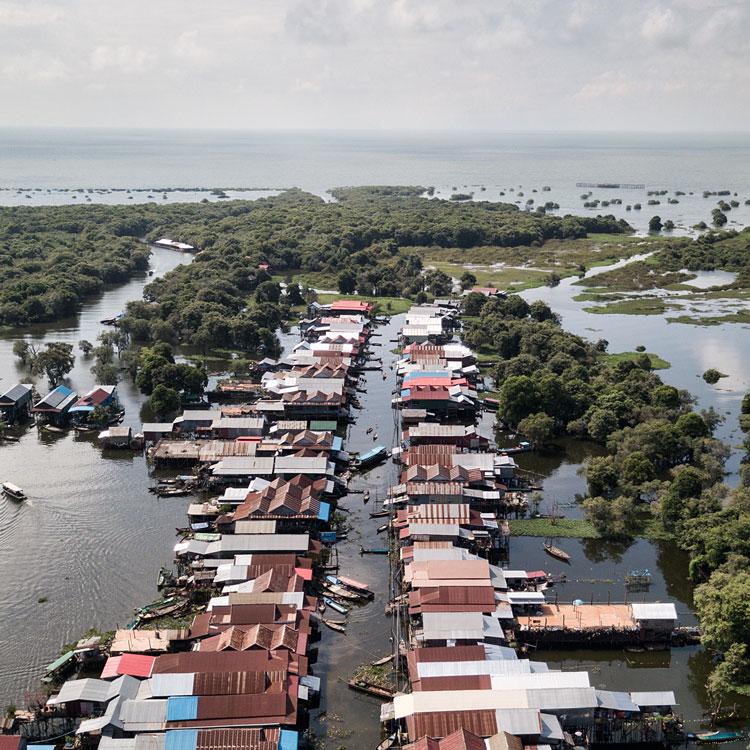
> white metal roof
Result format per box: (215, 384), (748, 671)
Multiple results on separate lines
(150, 673), (195, 697)
(234, 520), (277, 535)
(630, 602), (677, 620)
(50, 677), (121, 705)
(490, 672), (590, 691)
(118, 698), (168, 731)
(525, 686), (598, 711)
(494, 708), (543, 736)
(417, 659), (533, 678)
(630, 690), (677, 707)
(596, 689), (639, 712)
(420, 611), (484, 640)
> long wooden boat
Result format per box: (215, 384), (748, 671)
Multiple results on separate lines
(376, 734), (396, 750)
(360, 546), (389, 555)
(324, 584), (361, 601)
(692, 730), (745, 744)
(371, 654), (393, 666)
(347, 678), (396, 699)
(376, 523), (388, 534)
(369, 510), (389, 518)
(336, 575), (372, 595)
(323, 596), (349, 615)
(322, 618), (347, 633)
(543, 543), (571, 562)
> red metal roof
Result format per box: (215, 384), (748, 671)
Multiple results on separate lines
(406, 711), (498, 740)
(154, 650), (288, 674)
(0, 738), (24, 750)
(100, 653), (155, 679)
(330, 300), (372, 312)
(415, 675), (492, 692)
(195, 728), (280, 750)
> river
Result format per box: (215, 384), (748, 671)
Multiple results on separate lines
(0, 246), (193, 707)
(1, 241), (749, 741)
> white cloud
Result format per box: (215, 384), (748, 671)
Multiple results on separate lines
(1, 51), (68, 82)
(0, 0), (747, 130)
(0, 1), (60, 27)
(90, 44), (154, 73)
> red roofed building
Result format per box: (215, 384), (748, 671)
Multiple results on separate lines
(100, 653), (155, 679)
(404, 728), (491, 750)
(329, 299), (373, 315)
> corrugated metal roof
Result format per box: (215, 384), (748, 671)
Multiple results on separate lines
(525, 686), (598, 711)
(596, 690), (639, 712)
(539, 713), (564, 741)
(630, 690), (677, 707)
(151, 673), (195, 697)
(421, 611), (485, 640)
(490, 672), (590, 691)
(119, 698), (169, 727)
(50, 677), (119, 705)
(165, 730), (198, 750)
(417, 660), (533, 678)
(630, 602), (677, 620)
(407, 710), (499, 739)
(494, 708), (543, 736)
(167, 696), (199, 721)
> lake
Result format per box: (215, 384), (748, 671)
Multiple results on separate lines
(1, 129), (750, 234)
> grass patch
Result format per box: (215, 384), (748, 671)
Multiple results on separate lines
(583, 298), (668, 316)
(667, 310), (750, 326)
(315, 293), (412, 314)
(573, 292), (627, 303)
(511, 517), (666, 540)
(576, 260), (693, 292)
(599, 351), (671, 370)
(510, 518), (599, 538)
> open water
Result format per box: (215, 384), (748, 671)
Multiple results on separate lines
(2, 130), (750, 740)
(1, 129), (750, 234)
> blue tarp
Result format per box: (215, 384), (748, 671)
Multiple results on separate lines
(331, 436), (343, 451)
(317, 501), (331, 522)
(69, 405), (95, 413)
(166, 696), (199, 722)
(278, 730), (299, 750)
(319, 531), (337, 544)
(165, 730), (198, 750)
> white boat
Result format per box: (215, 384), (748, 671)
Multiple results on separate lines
(2, 482), (26, 500)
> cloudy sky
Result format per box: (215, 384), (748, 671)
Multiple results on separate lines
(0, 0), (747, 131)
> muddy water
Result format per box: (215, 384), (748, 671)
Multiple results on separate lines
(0, 246), (192, 706)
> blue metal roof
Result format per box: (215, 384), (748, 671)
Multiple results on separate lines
(166, 696), (198, 722)
(317, 501), (331, 522)
(164, 730), (198, 750)
(278, 730), (299, 750)
(331, 436), (343, 451)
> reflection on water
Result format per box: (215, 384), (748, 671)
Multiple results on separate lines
(0, 246), (192, 706)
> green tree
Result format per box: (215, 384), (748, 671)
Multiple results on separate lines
(695, 569), (750, 653)
(703, 368), (726, 385)
(286, 282), (304, 305)
(648, 215), (663, 232)
(32, 342), (75, 386)
(676, 412), (709, 438)
(706, 643), (750, 705)
(462, 292), (486, 317)
(583, 495), (638, 539)
(337, 271), (356, 294)
(620, 451), (656, 486)
(12, 340), (35, 366)
(148, 384), (180, 419)
(78, 339), (94, 356)
(459, 271), (477, 290)
(517, 412), (556, 446)
(586, 455), (618, 498)
(497, 375), (542, 427)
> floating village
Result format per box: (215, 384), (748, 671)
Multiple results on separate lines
(0, 294), (734, 750)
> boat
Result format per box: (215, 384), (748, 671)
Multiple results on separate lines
(42, 424), (66, 433)
(157, 487), (191, 497)
(376, 523), (388, 534)
(2, 482), (26, 501)
(369, 509), (389, 518)
(355, 445), (388, 471)
(327, 575), (373, 597)
(691, 730), (746, 744)
(543, 543), (571, 562)
(360, 546), (389, 555)
(323, 596), (349, 615)
(322, 618), (346, 633)
(324, 584), (361, 601)
(347, 678), (396, 699)
(625, 569), (652, 586)
(376, 734), (397, 750)
(371, 654), (393, 667)
(366, 427), (373, 434)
